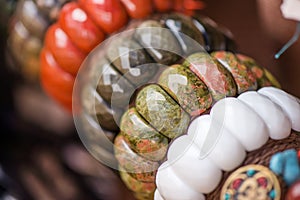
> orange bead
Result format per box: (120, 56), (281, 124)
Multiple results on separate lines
(40, 48), (74, 111)
(153, 0), (172, 12)
(59, 2), (105, 53)
(44, 23), (86, 76)
(79, 0), (128, 34)
(120, 0), (153, 19)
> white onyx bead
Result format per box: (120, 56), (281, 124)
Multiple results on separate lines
(258, 87), (300, 131)
(154, 189), (164, 200)
(156, 162), (205, 200)
(167, 136), (222, 194)
(188, 115), (246, 171)
(211, 98), (269, 151)
(238, 91), (292, 140)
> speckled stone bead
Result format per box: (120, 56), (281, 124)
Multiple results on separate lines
(134, 20), (182, 65)
(212, 51), (257, 94)
(106, 33), (158, 86)
(91, 57), (135, 109)
(161, 13), (205, 54)
(120, 170), (155, 199)
(120, 108), (169, 161)
(236, 54), (280, 88)
(81, 85), (122, 131)
(158, 64), (213, 117)
(114, 134), (159, 183)
(135, 84), (190, 139)
(183, 52), (237, 100)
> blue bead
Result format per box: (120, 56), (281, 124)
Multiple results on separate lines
(283, 149), (300, 186)
(247, 169), (256, 177)
(269, 189), (276, 199)
(269, 152), (284, 175)
(224, 193), (230, 200)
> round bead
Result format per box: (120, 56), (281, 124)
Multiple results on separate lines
(220, 165), (281, 200)
(287, 181), (300, 200)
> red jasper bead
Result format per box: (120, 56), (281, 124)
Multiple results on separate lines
(153, 0), (172, 12)
(120, 0), (153, 18)
(58, 2), (105, 53)
(287, 181), (300, 200)
(79, 0), (128, 34)
(44, 23), (86, 75)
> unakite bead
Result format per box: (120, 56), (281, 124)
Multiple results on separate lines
(114, 134), (159, 183)
(161, 13), (205, 54)
(134, 20), (182, 65)
(120, 108), (169, 161)
(236, 54), (280, 88)
(183, 52), (237, 100)
(158, 64), (212, 117)
(106, 33), (157, 86)
(211, 51), (257, 94)
(135, 84), (190, 139)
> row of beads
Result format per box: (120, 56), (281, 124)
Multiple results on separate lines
(40, 0), (206, 111)
(155, 87), (300, 200)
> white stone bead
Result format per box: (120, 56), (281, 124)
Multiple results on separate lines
(156, 162), (205, 200)
(188, 115), (246, 171)
(167, 136), (222, 194)
(258, 87), (300, 131)
(211, 97), (269, 151)
(238, 91), (292, 140)
(154, 189), (164, 200)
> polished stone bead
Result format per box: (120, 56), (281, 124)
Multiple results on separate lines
(134, 20), (182, 65)
(89, 57), (135, 109)
(158, 64), (212, 117)
(212, 51), (257, 94)
(81, 85), (122, 132)
(193, 15), (227, 52)
(135, 84), (190, 139)
(106, 33), (158, 86)
(183, 52), (237, 100)
(120, 108), (169, 161)
(114, 134), (159, 182)
(287, 181), (300, 200)
(161, 13), (205, 54)
(236, 54), (276, 88)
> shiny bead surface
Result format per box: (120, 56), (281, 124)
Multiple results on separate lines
(212, 51), (257, 94)
(134, 20), (182, 65)
(120, 108), (168, 161)
(287, 181), (300, 200)
(135, 84), (190, 139)
(183, 52), (237, 100)
(158, 64), (212, 117)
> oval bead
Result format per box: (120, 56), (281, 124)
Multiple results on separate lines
(161, 13), (205, 54)
(238, 91), (292, 140)
(135, 84), (190, 139)
(183, 52), (237, 100)
(211, 51), (257, 94)
(120, 108), (169, 161)
(106, 33), (157, 85)
(134, 20), (182, 65)
(114, 134), (159, 182)
(156, 162), (205, 200)
(120, 0), (153, 19)
(286, 181), (300, 200)
(258, 87), (300, 132)
(90, 57), (135, 109)
(158, 64), (212, 117)
(236, 54), (274, 88)
(58, 2), (105, 53)
(188, 115), (246, 171)
(211, 97), (269, 151)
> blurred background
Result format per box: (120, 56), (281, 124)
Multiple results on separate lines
(0, 0), (299, 199)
